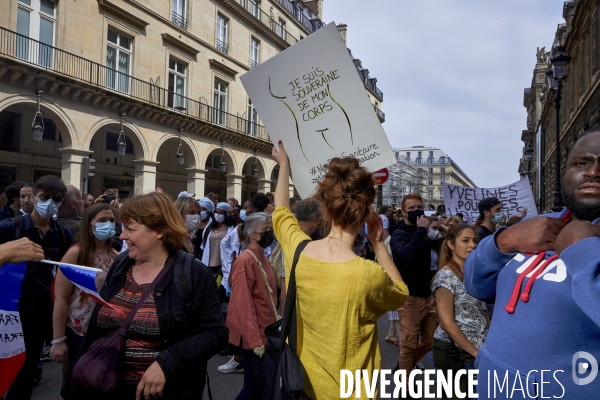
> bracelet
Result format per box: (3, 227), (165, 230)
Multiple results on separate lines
(51, 336), (67, 345)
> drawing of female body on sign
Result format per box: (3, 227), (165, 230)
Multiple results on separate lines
(241, 22), (396, 198)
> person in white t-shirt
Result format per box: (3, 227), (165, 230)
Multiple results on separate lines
(380, 205), (392, 240)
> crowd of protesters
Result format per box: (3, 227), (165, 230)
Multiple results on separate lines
(0, 128), (598, 399)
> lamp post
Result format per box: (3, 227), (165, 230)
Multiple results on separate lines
(524, 144), (533, 180)
(176, 128), (184, 166)
(220, 141), (227, 173)
(547, 45), (571, 212)
(117, 113), (127, 156)
(31, 90), (45, 143)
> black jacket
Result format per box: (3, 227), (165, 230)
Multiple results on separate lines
(390, 222), (432, 298)
(61, 251), (228, 400)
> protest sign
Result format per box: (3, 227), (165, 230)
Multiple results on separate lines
(443, 177), (537, 222)
(240, 22), (396, 198)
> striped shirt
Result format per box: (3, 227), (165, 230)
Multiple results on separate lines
(96, 268), (160, 383)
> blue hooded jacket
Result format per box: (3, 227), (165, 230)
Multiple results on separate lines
(464, 209), (600, 399)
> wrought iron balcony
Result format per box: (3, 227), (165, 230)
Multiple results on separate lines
(250, 59), (259, 69)
(172, 11), (187, 30)
(0, 27), (269, 141)
(272, 0), (324, 34)
(225, 0), (302, 46)
(374, 105), (385, 122)
(216, 39), (228, 55)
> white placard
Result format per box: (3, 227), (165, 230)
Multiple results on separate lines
(443, 178), (538, 222)
(240, 22), (396, 198)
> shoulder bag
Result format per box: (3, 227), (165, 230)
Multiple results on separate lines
(71, 255), (176, 395)
(260, 240), (310, 400)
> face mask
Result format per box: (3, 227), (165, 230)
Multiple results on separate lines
(201, 211), (208, 221)
(406, 209), (424, 224)
(427, 230), (440, 240)
(93, 222), (116, 241)
(257, 230), (274, 248)
(185, 215), (200, 231)
(225, 215), (236, 226)
(36, 198), (60, 219)
(239, 210), (247, 221)
(214, 214), (225, 223)
(490, 212), (504, 224)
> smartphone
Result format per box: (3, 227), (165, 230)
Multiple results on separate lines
(104, 195), (117, 204)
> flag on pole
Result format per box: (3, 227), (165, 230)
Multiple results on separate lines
(55, 262), (111, 308)
(0, 262), (28, 396)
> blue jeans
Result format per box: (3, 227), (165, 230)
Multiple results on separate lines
(235, 347), (264, 399)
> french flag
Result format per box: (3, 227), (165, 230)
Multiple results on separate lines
(0, 262), (27, 397)
(56, 262), (115, 310)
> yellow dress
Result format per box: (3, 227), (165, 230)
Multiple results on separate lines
(273, 206), (409, 399)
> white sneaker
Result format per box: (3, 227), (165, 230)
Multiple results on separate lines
(218, 356), (243, 374)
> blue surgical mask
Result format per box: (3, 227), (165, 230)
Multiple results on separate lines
(201, 211), (208, 221)
(93, 222), (116, 241)
(239, 210), (247, 221)
(35, 198), (60, 219)
(490, 212), (504, 224)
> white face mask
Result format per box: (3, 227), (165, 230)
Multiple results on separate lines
(185, 214), (200, 231)
(214, 214), (225, 223)
(427, 230), (440, 240)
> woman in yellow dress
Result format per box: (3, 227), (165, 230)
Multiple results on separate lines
(271, 141), (409, 399)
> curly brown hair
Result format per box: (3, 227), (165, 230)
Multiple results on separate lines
(315, 157), (376, 230)
(118, 192), (188, 254)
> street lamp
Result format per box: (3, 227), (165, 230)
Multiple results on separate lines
(252, 149), (263, 179)
(31, 90), (45, 143)
(117, 113), (127, 156)
(220, 141), (227, 173)
(524, 144), (533, 180)
(176, 128), (184, 167)
(547, 44), (571, 212)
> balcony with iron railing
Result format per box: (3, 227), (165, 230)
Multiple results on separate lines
(250, 59), (259, 69)
(0, 27), (269, 141)
(225, 0), (301, 47)
(171, 11), (187, 30)
(272, 0), (324, 33)
(216, 39), (228, 55)
(374, 104), (385, 122)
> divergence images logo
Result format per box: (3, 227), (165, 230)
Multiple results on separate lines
(572, 351), (598, 386)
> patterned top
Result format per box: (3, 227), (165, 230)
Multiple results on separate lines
(67, 250), (115, 336)
(96, 268), (160, 383)
(431, 269), (489, 349)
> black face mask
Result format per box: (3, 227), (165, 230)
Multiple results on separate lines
(225, 215), (236, 226)
(257, 230), (274, 248)
(406, 209), (424, 224)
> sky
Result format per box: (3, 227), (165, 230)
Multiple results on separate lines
(324, 0), (566, 188)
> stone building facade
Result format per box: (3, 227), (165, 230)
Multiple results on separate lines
(521, 0), (600, 212)
(0, 0), (384, 202)
(383, 146), (476, 210)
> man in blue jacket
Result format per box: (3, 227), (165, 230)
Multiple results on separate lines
(464, 128), (600, 398)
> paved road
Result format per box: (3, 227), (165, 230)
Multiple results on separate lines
(31, 316), (437, 399)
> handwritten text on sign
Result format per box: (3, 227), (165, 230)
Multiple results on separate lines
(240, 22), (396, 198)
(443, 178), (538, 221)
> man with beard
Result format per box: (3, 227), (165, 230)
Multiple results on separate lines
(464, 128), (600, 398)
(19, 184), (34, 214)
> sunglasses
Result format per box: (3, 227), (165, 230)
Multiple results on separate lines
(37, 192), (64, 204)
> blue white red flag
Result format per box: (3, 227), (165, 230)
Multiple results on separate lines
(0, 262), (27, 396)
(54, 262), (116, 311)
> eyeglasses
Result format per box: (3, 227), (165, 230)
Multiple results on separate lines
(37, 192), (63, 204)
